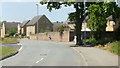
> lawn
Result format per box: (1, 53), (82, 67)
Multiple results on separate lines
(97, 41), (120, 55)
(0, 46), (18, 59)
(0, 38), (19, 44)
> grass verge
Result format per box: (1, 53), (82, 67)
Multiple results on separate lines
(0, 46), (18, 59)
(96, 41), (120, 55)
(0, 38), (19, 44)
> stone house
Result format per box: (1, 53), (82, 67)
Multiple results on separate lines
(20, 20), (30, 35)
(1, 22), (20, 38)
(26, 15), (53, 37)
(106, 15), (120, 31)
(63, 16), (90, 31)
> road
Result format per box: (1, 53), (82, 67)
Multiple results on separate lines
(1, 40), (84, 66)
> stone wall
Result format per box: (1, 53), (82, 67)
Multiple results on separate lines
(29, 31), (115, 42)
(30, 31), (70, 42)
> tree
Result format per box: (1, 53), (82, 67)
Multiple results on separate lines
(87, 4), (107, 39)
(57, 25), (69, 33)
(57, 25), (70, 39)
(40, 1), (95, 45)
(6, 27), (17, 36)
(0, 21), (6, 28)
(87, 2), (120, 40)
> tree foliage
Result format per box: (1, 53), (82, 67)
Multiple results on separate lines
(0, 21), (6, 28)
(57, 25), (69, 39)
(6, 27), (17, 36)
(88, 4), (107, 31)
(87, 2), (120, 39)
(57, 25), (69, 33)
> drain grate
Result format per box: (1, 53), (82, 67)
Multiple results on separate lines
(40, 54), (47, 56)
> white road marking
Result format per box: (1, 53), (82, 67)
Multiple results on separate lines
(72, 48), (88, 66)
(17, 43), (23, 51)
(17, 43), (22, 45)
(20, 43), (22, 45)
(36, 58), (44, 63)
(18, 47), (23, 51)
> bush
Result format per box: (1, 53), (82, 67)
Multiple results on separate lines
(107, 41), (120, 55)
(6, 27), (17, 36)
(96, 41), (120, 55)
(114, 26), (120, 40)
(97, 38), (113, 45)
(44, 30), (52, 33)
(83, 38), (97, 46)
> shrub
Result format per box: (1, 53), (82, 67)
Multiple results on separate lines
(21, 33), (25, 37)
(6, 27), (17, 36)
(44, 30), (52, 33)
(114, 26), (120, 40)
(97, 38), (114, 46)
(83, 38), (97, 46)
(107, 41), (120, 55)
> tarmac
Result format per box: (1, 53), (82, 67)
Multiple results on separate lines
(71, 46), (119, 66)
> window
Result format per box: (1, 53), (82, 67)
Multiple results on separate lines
(46, 25), (50, 29)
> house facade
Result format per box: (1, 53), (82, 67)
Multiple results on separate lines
(1, 22), (20, 38)
(106, 15), (120, 31)
(63, 17), (90, 31)
(20, 20), (30, 35)
(26, 15), (53, 37)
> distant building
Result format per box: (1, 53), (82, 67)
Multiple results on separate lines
(26, 15), (53, 37)
(1, 22), (20, 38)
(106, 15), (119, 31)
(63, 16), (90, 31)
(20, 20), (30, 35)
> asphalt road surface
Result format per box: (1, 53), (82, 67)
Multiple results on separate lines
(1, 40), (83, 66)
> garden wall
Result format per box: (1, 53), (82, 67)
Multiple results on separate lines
(29, 31), (114, 42)
(30, 31), (70, 42)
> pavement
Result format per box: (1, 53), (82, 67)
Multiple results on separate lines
(1, 40), (84, 66)
(71, 46), (118, 66)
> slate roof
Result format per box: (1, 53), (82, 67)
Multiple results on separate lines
(26, 15), (43, 26)
(4, 22), (20, 30)
(21, 20), (30, 27)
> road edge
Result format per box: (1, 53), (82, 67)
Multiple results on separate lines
(0, 43), (22, 61)
(72, 47), (88, 66)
